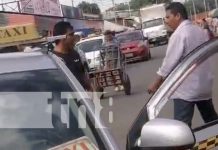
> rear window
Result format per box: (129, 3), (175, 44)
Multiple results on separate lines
(116, 32), (143, 43)
(77, 39), (103, 53)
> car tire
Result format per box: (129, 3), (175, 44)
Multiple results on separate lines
(148, 51), (151, 59)
(96, 86), (104, 99)
(123, 74), (131, 95)
(142, 51), (151, 61)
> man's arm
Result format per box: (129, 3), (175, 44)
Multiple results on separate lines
(148, 35), (185, 94)
(147, 75), (164, 94)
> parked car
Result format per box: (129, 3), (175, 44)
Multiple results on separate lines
(0, 50), (119, 150)
(75, 36), (104, 71)
(76, 48), (90, 72)
(116, 30), (151, 62)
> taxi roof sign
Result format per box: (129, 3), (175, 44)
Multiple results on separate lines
(0, 35), (66, 48)
(0, 24), (40, 45)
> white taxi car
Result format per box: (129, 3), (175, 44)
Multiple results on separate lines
(76, 36), (104, 71)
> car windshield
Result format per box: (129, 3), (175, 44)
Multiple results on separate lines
(116, 32), (143, 43)
(142, 18), (163, 29)
(77, 39), (103, 53)
(0, 69), (100, 150)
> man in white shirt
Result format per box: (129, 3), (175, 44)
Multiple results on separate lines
(147, 2), (217, 127)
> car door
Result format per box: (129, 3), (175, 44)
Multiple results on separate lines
(127, 39), (218, 150)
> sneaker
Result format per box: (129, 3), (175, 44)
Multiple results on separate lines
(119, 85), (124, 91)
(114, 86), (119, 91)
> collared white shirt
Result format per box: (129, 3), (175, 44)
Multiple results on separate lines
(157, 20), (213, 101)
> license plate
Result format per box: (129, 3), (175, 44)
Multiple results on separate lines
(125, 53), (133, 57)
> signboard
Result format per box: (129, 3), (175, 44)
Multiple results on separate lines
(0, 24), (40, 44)
(20, 0), (63, 17)
(48, 136), (99, 150)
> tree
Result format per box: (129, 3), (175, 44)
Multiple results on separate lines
(78, 1), (101, 14)
(115, 3), (129, 11)
(150, 0), (171, 4)
(129, 0), (172, 10)
(184, 0), (217, 15)
(129, 0), (149, 9)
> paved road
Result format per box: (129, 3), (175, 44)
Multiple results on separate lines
(100, 45), (218, 149)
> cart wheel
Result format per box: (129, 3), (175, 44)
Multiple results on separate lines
(123, 74), (131, 95)
(96, 86), (104, 99)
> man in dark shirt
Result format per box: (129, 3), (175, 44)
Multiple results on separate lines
(53, 21), (92, 91)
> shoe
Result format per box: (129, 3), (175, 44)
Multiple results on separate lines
(119, 85), (124, 91)
(114, 86), (119, 91)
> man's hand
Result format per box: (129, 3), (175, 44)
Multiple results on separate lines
(147, 82), (160, 94)
(147, 75), (164, 94)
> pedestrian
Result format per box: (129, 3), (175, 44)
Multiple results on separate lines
(202, 18), (214, 40)
(53, 21), (92, 91)
(102, 30), (124, 91)
(147, 2), (217, 127)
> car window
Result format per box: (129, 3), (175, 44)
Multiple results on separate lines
(0, 69), (102, 150)
(77, 39), (103, 53)
(142, 18), (163, 29)
(116, 32), (143, 43)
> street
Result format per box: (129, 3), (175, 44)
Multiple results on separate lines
(101, 45), (218, 149)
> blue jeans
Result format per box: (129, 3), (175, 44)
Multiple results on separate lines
(174, 99), (218, 127)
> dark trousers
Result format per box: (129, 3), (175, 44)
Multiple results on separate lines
(174, 99), (218, 127)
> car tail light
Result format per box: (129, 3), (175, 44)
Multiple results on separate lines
(121, 46), (137, 51)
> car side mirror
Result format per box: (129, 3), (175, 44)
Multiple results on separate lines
(140, 118), (195, 149)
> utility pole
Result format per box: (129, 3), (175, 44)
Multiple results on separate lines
(191, 0), (197, 21)
(72, 0), (74, 7)
(127, 1), (131, 17)
(112, 0), (117, 23)
(208, 3), (211, 12)
(215, 0), (218, 8)
(203, 0), (207, 12)
(189, 8), (192, 20)
(203, 0), (207, 18)
(1, 0), (4, 11)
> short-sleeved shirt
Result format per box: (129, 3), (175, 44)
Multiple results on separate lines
(53, 50), (87, 89)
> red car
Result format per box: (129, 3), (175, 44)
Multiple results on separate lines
(116, 30), (151, 62)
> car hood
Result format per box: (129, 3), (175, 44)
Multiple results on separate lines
(143, 25), (166, 37)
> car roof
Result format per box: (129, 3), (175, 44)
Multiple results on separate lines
(77, 35), (104, 45)
(116, 30), (142, 36)
(0, 51), (57, 74)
